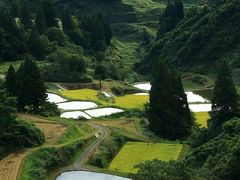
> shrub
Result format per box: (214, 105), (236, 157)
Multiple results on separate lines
(0, 120), (45, 150)
(133, 160), (191, 180)
(89, 133), (126, 168)
(39, 102), (61, 117)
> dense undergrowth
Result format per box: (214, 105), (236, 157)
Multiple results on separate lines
(20, 136), (95, 180)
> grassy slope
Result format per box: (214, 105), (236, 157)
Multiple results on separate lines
(109, 142), (183, 173)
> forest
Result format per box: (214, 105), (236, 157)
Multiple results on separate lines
(0, 0), (239, 180)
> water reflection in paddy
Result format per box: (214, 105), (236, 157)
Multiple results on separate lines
(57, 171), (131, 180)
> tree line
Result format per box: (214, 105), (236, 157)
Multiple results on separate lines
(5, 57), (48, 112)
(0, 0), (113, 62)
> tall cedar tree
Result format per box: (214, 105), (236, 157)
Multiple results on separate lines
(157, 0), (184, 38)
(17, 57), (46, 112)
(35, 4), (47, 33)
(97, 14), (112, 45)
(149, 60), (192, 140)
(62, 6), (76, 31)
(28, 28), (42, 59)
(95, 64), (108, 91)
(42, 0), (56, 28)
(171, 72), (192, 138)
(20, 0), (32, 29)
(5, 65), (17, 96)
(209, 61), (239, 131)
(92, 17), (106, 51)
(11, 0), (21, 18)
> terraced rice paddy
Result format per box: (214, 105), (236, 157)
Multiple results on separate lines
(85, 108), (124, 117)
(57, 101), (98, 110)
(47, 93), (67, 104)
(109, 142), (183, 173)
(194, 112), (210, 128)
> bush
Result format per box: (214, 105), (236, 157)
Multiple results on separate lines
(0, 120), (45, 150)
(21, 137), (94, 180)
(89, 133), (126, 168)
(106, 108), (144, 119)
(133, 160), (191, 180)
(39, 102), (61, 117)
(45, 27), (67, 46)
(44, 50), (90, 82)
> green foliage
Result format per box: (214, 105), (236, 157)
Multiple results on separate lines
(133, 160), (191, 180)
(149, 61), (192, 140)
(157, 0), (184, 38)
(41, 0), (56, 28)
(0, 120), (45, 149)
(17, 57), (47, 112)
(57, 124), (85, 144)
(111, 82), (140, 96)
(0, 90), (16, 136)
(38, 102), (60, 117)
(137, 0), (240, 74)
(44, 49), (89, 82)
(90, 133), (126, 168)
(209, 61), (240, 133)
(21, 137), (93, 180)
(187, 118), (240, 179)
(28, 28), (54, 59)
(44, 27), (67, 46)
(0, 90), (44, 154)
(5, 65), (17, 96)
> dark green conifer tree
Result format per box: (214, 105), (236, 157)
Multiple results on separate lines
(62, 6), (76, 31)
(42, 0), (56, 28)
(5, 65), (17, 96)
(97, 14), (112, 46)
(11, 0), (21, 18)
(149, 60), (192, 140)
(149, 60), (174, 138)
(20, 0), (32, 29)
(171, 72), (192, 138)
(209, 61), (240, 130)
(35, 4), (47, 33)
(95, 64), (108, 91)
(17, 57), (46, 112)
(92, 17), (106, 51)
(157, 0), (184, 38)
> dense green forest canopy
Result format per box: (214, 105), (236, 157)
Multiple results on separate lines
(136, 0), (240, 75)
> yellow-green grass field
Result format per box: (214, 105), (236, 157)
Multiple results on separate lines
(194, 112), (210, 128)
(60, 89), (149, 109)
(60, 89), (109, 105)
(115, 95), (149, 109)
(109, 142), (183, 173)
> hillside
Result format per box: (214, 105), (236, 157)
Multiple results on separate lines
(187, 118), (240, 179)
(137, 0), (240, 75)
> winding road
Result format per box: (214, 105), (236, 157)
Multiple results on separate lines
(52, 123), (111, 179)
